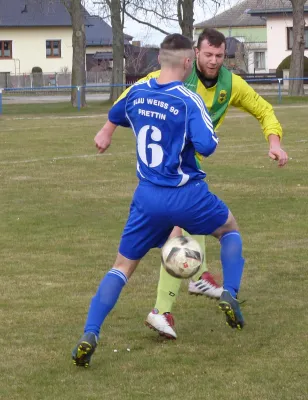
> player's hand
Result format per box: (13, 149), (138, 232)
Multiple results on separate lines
(94, 121), (117, 154)
(268, 146), (288, 167)
(94, 129), (112, 153)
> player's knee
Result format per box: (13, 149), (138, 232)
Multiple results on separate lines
(211, 211), (240, 239)
(113, 252), (140, 279)
(226, 212), (239, 231)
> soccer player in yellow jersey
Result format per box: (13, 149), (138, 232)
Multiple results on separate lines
(117, 28), (288, 339)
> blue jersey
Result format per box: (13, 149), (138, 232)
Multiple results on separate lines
(108, 78), (219, 187)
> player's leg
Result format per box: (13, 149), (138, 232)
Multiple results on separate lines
(211, 212), (245, 330)
(72, 183), (174, 366)
(184, 232), (223, 299)
(72, 254), (140, 367)
(146, 230), (221, 340)
(146, 226), (182, 339)
(178, 182), (245, 330)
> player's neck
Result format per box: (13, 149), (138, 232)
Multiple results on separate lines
(157, 68), (184, 85)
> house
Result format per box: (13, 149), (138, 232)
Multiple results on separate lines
(86, 15), (132, 73)
(194, 0), (268, 73)
(247, 0), (308, 72)
(0, 0), (132, 83)
(124, 43), (159, 83)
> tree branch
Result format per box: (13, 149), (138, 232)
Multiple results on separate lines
(128, 2), (178, 22)
(177, 0), (183, 27)
(124, 10), (171, 35)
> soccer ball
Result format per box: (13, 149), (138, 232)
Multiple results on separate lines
(161, 236), (203, 279)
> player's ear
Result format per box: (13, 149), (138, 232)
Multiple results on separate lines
(195, 46), (199, 58)
(184, 56), (193, 75)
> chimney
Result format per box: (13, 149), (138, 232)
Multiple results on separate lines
(132, 41), (141, 47)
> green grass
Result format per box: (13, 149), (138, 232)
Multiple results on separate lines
(1, 94), (308, 116)
(1, 100), (113, 115)
(264, 94), (308, 104)
(1, 106), (307, 400)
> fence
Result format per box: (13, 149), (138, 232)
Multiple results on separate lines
(1, 78), (308, 115)
(0, 71), (113, 89)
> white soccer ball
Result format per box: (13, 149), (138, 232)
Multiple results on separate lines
(161, 236), (203, 279)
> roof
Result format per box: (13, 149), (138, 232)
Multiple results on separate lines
(194, 0), (266, 28)
(0, 0), (132, 45)
(226, 37), (244, 58)
(86, 16), (132, 46)
(247, 0), (308, 16)
(0, 0), (74, 26)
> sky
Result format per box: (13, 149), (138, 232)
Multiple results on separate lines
(86, 0), (239, 46)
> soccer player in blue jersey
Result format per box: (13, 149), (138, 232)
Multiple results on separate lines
(72, 33), (245, 367)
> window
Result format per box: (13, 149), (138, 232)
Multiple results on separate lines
(46, 40), (61, 57)
(0, 41), (12, 59)
(254, 51), (265, 69)
(287, 27), (308, 49)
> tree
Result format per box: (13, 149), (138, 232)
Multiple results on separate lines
(106, 0), (125, 102)
(62, 0), (87, 107)
(95, 0), (222, 101)
(177, 0), (194, 39)
(32, 0), (87, 107)
(289, 0), (306, 96)
(125, 44), (159, 78)
(124, 0), (221, 40)
(96, 0), (125, 101)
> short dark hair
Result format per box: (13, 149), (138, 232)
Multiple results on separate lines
(197, 28), (226, 49)
(160, 33), (193, 51)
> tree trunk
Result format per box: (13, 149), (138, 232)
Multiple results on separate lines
(289, 0), (306, 96)
(108, 0), (125, 102)
(177, 0), (194, 39)
(69, 0), (86, 107)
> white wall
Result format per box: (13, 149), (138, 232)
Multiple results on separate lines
(0, 27), (73, 74)
(267, 15), (308, 70)
(246, 43), (268, 74)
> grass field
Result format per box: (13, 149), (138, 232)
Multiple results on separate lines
(1, 102), (307, 400)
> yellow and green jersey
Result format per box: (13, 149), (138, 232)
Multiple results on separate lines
(119, 64), (282, 141)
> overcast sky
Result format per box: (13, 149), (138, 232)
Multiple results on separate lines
(86, 1), (239, 46)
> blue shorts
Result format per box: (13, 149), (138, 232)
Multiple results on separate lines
(119, 180), (229, 260)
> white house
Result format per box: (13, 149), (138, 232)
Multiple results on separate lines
(194, 0), (268, 73)
(247, 0), (308, 72)
(0, 0), (132, 79)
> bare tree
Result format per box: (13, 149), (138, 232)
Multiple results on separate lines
(124, 0), (222, 39)
(177, 0), (194, 39)
(62, 0), (87, 107)
(289, 0), (306, 96)
(125, 44), (159, 78)
(125, 46), (149, 75)
(96, 0), (125, 102)
(108, 0), (125, 101)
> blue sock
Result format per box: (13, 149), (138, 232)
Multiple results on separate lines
(84, 269), (128, 337)
(220, 231), (245, 298)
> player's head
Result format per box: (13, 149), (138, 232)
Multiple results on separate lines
(195, 28), (226, 79)
(159, 33), (195, 81)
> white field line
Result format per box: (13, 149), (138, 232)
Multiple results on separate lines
(2, 103), (308, 122)
(0, 153), (120, 165)
(2, 114), (107, 122)
(1, 143), (303, 166)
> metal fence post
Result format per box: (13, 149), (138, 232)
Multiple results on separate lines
(278, 79), (282, 104)
(77, 86), (81, 111)
(0, 88), (3, 115)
